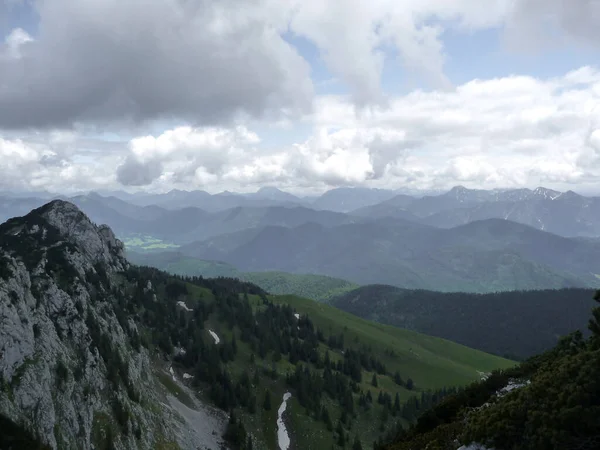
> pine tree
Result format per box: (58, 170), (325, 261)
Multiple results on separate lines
(393, 393), (401, 413)
(393, 371), (403, 386)
(263, 389), (272, 411)
(322, 407), (333, 431)
(336, 421), (346, 447)
(352, 436), (363, 450)
(371, 373), (378, 387)
(589, 290), (600, 337)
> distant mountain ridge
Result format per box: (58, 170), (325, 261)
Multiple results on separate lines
(177, 218), (600, 292)
(353, 185), (600, 237)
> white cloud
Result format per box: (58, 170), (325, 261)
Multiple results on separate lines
(2, 0), (596, 130)
(1, 28), (33, 59)
(0, 0), (313, 129)
(2, 67), (599, 194)
(1, 0), (600, 195)
(117, 126), (262, 186)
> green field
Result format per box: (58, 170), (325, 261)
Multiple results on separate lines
(126, 251), (359, 301)
(122, 234), (180, 252)
(242, 272), (358, 302)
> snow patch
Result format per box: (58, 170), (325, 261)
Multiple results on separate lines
(477, 370), (490, 381)
(496, 379), (530, 397)
(183, 373), (194, 380)
(209, 330), (220, 344)
(177, 301), (193, 312)
(277, 392), (292, 450)
(294, 313), (300, 320)
(169, 366), (176, 382)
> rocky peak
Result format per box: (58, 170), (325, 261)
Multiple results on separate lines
(532, 187), (562, 200)
(0, 200), (126, 272)
(0, 201), (223, 449)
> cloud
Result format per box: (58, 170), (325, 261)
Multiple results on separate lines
(1, 67), (599, 194)
(0, 0), (313, 129)
(1, 28), (33, 59)
(116, 126), (262, 186)
(506, 0), (600, 50)
(287, 0), (512, 105)
(0, 133), (120, 192)
(1, 0), (599, 130)
(109, 67), (600, 193)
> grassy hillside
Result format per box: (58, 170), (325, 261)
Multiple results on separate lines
(331, 285), (597, 359)
(128, 267), (513, 449)
(270, 295), (515, 388)
(242, 272), (358, 302)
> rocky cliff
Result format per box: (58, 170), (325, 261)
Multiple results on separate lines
(0, 200), (226, 449)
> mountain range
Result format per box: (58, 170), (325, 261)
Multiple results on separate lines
(0, 200), (513, 449)
(2, 186), (600, 293)
(177, 218), (600, 292)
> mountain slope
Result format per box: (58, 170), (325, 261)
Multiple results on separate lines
(179, 219), (600, 293)
(1, 202), (513, 449)
(0, 200), (227, 449)
(379, 297), (600, 450)
(311, 187), (399, 212)
(331, 285), (597, 359)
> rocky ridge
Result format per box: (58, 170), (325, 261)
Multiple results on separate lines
(0, 200), (226, 449)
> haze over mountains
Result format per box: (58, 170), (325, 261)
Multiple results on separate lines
(3, 185), (600, 293)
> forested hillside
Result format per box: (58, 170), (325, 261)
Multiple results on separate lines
(127, 267), (512, 448)
(332, 286), (597, 359)
(379, 291), (600, 450)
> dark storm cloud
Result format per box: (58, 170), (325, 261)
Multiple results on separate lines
(0, 0), (313, 129)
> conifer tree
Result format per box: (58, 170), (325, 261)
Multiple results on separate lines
(263, 389), (272, 411)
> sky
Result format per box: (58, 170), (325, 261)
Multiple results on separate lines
(0, 0), (599, 195)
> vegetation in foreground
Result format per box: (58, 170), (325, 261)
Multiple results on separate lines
(379, 290), (600, 450)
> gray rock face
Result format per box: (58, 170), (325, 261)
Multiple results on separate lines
(0, 200), (226, 449)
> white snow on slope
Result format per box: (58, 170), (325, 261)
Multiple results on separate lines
(294, 313), (300, 320)
(169, 366), (176, 382)
(177, 301), (193, 312)
(209, 330), (220, 344)
(497, 380), (530, 397)
(476, 370), (490, 380)
(183, 373), (194, 380)
(277, 392), (292, 450)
